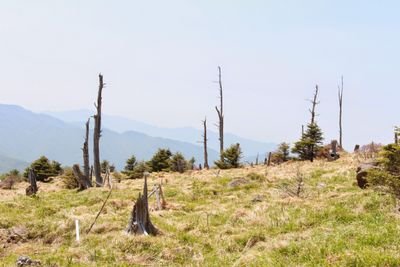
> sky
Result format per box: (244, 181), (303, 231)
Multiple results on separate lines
(0, 0), (399, 149)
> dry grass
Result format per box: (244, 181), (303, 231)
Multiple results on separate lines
(1, 155), (400, 266)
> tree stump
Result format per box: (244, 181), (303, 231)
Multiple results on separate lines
(354, 144), (360, 153)
(72, 164), (92, 190)
(328, 140), (340, 161)
(26, 169), (38, 196)
(126, 174), (158, 235)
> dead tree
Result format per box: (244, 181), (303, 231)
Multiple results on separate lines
(126, 173), (158, 235)
(395, 132), (398, 145)
(202, 118), (209, 169)
(26, 169), (38, 196)
(215, 66), (224, 161)
(93, 74), (104, 186)
(72, 164), (92, 190)
(309, 85), (320, 124)
(255, 153), (259, 165)
(338, 76), (344, 148)
(83, 118), (90, 180)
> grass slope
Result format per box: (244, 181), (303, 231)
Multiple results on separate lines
(1, 155), (400, 266)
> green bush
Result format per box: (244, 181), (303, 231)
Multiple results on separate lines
(215, 143), (242, 169)
(23, 156), (63, 182)
(148, 148), (172, 172)
(367, 144), (400, 197)
(271, 142), (291, 164)
(292, 123), (323, 162)
(123, 161), (150, 179)
(60, 167), (79, 189)
(170, 152), (188, 173)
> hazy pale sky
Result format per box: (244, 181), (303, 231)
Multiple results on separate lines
(1, 1), (399, 149)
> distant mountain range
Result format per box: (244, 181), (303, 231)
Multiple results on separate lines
(45, 110), (277, 159)
(0, 155), (28, 174)
(0, 104), (276, 173)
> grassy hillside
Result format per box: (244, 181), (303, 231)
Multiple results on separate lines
(1, 155), (400, 266)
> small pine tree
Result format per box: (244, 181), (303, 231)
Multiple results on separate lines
(123, 155), (138, 174)
(170, 152), (187, 173)
(271, 142), (291, 163)
(23, 156), (62, 182)
(51, 160), (63, 175)
(292, 123), (323, 162)
(100, 160), (110, 173)
(367, 143), (400, 197)
(148, 148), (172, 172)
(122, 155), (151, 179)
(215, 143), (242, 169)
(187, 157), (196, 170)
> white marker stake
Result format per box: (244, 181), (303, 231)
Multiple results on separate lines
(75, 219), (80, 242)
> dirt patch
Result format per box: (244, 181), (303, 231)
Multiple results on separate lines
(0, 226), (29, 249)
(228, 178), (249, 188)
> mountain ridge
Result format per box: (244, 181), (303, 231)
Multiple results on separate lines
(0, 104), (219, 172)
(44, 109), (277, 159)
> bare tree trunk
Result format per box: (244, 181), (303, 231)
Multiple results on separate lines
(255, 153), (259, 165)
(73, 164), (92, 190)
(309, 85), (319, 124)
(215, 66), (224, 161)
(90, 165), (93, 183)
(202, 118), (209, 169)
(83, 118), (90, 180)
(93, 74), (104, 186)
(395, 132), (398, 145)
(338, 76), (344, 148)
(308, 85), (320, 162)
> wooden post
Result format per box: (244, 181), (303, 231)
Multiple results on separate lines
(267, 152), (272, 166)
(75, 219), (80, 242)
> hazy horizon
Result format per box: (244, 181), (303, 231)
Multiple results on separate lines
(1, 1), (399, 149)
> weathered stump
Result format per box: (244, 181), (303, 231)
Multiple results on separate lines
(126, 174), (158, 235)
(26, 169), (38, 196)
(72, 164), (92, 190)
(356, 162), (379, 189)
(328, 140), (340, 161)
